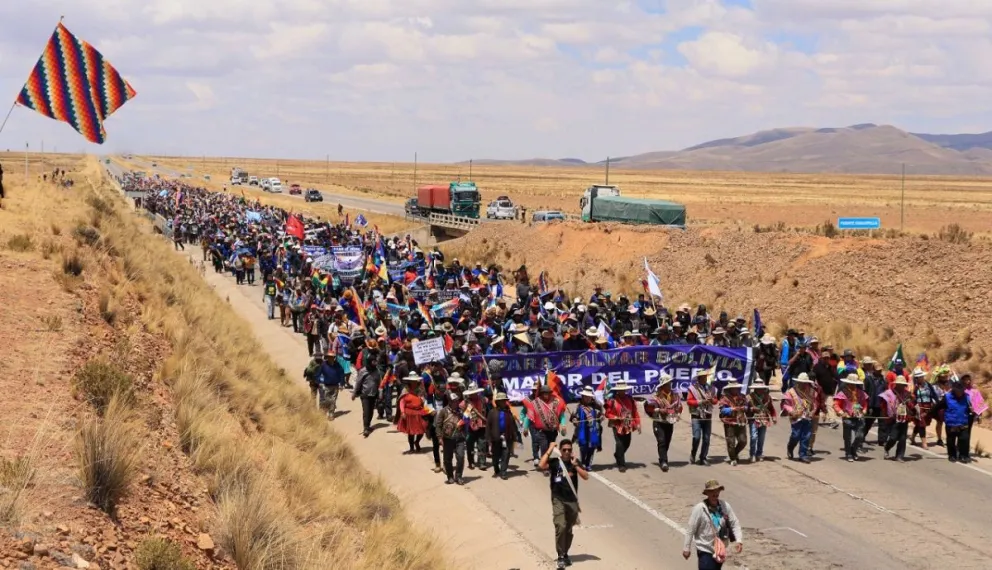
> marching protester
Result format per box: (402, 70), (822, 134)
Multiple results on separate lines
(718, 382), (748, 466)
(910, 367), (937, 449)
(352, 355), (382, 437)
(570, 387), (604, 471)
(782, 373), (816, 463)
(434, 390), (469, 484)
(604, 380), (641, 472)
(486, 392), (518, 479)
(746, 380), (776, 462)
(880, 376), (914, 461)
(833, 374), (868, 462)
(643, 374), (681, 471)
(683, 480), (743, 570)
(540, 440), (588, 570)
(687, 370), (716, 466)
(932, 379), (973, 463)
(396, 372), (430, 453)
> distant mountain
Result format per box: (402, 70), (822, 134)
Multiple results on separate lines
(464, 124), (992, 175)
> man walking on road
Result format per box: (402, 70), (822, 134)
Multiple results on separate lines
(683, 480), (743, 570)
(540, 439), (588, 569)
(352, 356), (381, 437)
(435, 392), (468, 485)
(687, 369), (717, 465)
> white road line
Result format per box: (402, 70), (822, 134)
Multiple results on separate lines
(760, 527), (808, 538)
(588, 472), (686, 534)
(575, 524), (615, 530)
(908, 443), (992, 478)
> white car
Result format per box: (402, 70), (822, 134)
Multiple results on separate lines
(230, 176), (241, 185)
(269, 178), (282, 193)
(248, 176), (259, 186)
(486, 199), (516, 219)
(261, 178), (272, 191)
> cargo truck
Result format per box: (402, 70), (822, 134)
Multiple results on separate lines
(416, 181), (481, 218)
(579, 185), (686, 226)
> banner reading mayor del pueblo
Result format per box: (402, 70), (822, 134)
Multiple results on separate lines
(472, 345), (754, 403)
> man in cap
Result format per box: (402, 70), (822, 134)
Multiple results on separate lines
(604, 380), (641, 472)
(931, 378), (972, 463)
(833, 374), (868, 462)
(434, 389), (468, 485)
(687, 369), (717, 466)
(643, 374), (682, 471)
(909, 367), (938, 449)
(781, 372), (816, 463)
(539, 439), (588, 570)
(861, 356), (888, 446)
(785, 339), (814, 394)
(879, 376), (914, 461)
(486, 392), (518, 480)
(718, 382), (749, 466)
(683, 480), (744, 569)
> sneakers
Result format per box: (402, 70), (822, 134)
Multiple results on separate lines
(729, 460), (738, 467)
(456, 477), (465, 486)
(787, 449), (795, 461)
(556, 557), (566, 570)
(445, 478), (454, 485)
(563, 554), (573, 567)
(661, 463), (669, 472)
(799, 457), (811, 464)
(846, 456), (854, 463)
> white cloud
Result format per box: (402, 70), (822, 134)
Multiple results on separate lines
(1, 1), (992, 160)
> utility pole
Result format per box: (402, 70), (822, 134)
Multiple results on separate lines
(325, 154), (329, 182)
(413, 152), (418, 192)
(900, 162), (906, 232)
(469, 159), (473, 180)
(605, 156), (610, 185)
(391, 162), (395, 190)
(24, 142), (28, 179)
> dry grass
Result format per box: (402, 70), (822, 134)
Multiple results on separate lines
(40, 314), (63, 332)
(72, 359), (135, 415)
(141, 154), (992, 235)
(76, 393), (142, 515)
(93, 159), (445, 568)
(99, 290), (117, 325)
(6, 233), (35, 252)
(0, 455), (35, 524)
(61, 250), (85, 276)
(135, 538), (197, 570)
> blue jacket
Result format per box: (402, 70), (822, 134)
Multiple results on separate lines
(317, 360), (345, 387)
(573, 406), (602, 449)
(942, 392), (971, 428)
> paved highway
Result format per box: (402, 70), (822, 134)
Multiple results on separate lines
(104, 158), (992, 569)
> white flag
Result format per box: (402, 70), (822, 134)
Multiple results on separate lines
(644, 257), (663, 299)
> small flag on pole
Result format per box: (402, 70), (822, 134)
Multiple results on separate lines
(644, 258), (663, 299)
(16, 22), (136, 144)
(355, 214), (368, 227)
(888, 343), (905, 371)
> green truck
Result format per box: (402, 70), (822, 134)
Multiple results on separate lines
(417, 181), (482, 218)
(579, 185), (686, 226)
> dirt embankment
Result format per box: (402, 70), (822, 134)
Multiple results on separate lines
(445, 221), (992, 383)
(0, 159), (444, 570)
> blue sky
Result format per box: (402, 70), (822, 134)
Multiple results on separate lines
(1, 0), (991, 162)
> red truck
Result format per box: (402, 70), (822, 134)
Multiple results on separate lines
(417, 184), (451, 214)
(416, 182), (481, 218)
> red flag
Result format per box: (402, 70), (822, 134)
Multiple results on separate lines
(286, 215), (304, 240)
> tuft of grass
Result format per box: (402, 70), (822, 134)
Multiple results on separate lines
(40, 239), (61, 259)
(62, 250), (85, 276)
(76, 394), (141, 514)
(817, 220), (838, 238)
(0, 455), (35, 524)
(72, 359), (135, 415)
(72, 223), (101, 247)
(216, 475), (300, 570)
(40, 314), (63, 332)
(6, 233), (34, 252)
(134, 538), (196, 570)
(51, 222), (62, 236)
(99, 290), (117, 325)
(937, 223), (972, 245)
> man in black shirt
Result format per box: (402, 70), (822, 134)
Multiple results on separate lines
(539, 439), (589, 569)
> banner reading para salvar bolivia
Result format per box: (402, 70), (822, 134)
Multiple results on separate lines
(471, 345), (753, 402)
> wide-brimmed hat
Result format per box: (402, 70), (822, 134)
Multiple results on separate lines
(861, 356), (876, 366)
(751, 380), (769, 390)
(463, 383), (484, 396)
(693, 368), (713, 380)
(713, 327), (726, 335)
(579, 387), (595, 399)
(842, 373), (863, 385)
(472, 326), (486, 335)
(612, 381), (632, 391)
(760, 334), (776, 345)
(656, 373), (673, 389)
(643, 307), (657, 316)
(702, 480), (724, 494)
(512, 323), (529, 334)
(724, 381), (743, 390)
(893, 377), (910, 387)
(494, 392), (509, 402)
(544, 301), (556, 311)
(794, 372), (814, 384)
(402, 372), (421, 383)
(911, 367), (927, 379)
(585, 327), (599, 338)
(538, 384), (552, 394)
(374, 325), (387, 337)
(447, 373), (465, 385)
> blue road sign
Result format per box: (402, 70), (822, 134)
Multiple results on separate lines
(838, 217), (881, 230)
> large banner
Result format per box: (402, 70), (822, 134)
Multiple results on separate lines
(471, 345), (753, 403)
(387, 259), (425, 282)
(330, 246), (364, 284)
(409, 288), (460, 302)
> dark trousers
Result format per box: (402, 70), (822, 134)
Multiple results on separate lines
(491, 438), (510, 477)
(406, 434), (423, 450)
(306, 334), (320, 356)
(442, 438), (466, 480)
(428, 418), (441, 466)
(552, 497), (579, 557)
(863, 406), (884, 443)
(842, 417), (865, 459)
(691, 418), (712, 461)
(467, 428), (488, 468)
(947, 426), (971, 460)
(724, 424), (748, 462)
(697, 550), (723, 570)
(377, 385), (393, 420)
(884, 421), (909, 459)
(246, 267), (255, 284)
(360, 395), (376, 433)
(653, 423), (673, 465)
(579, 445), (596, 470)
(534, 429), (558, 461)
(613, 430), (632, 467)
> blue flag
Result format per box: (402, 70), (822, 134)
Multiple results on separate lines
(753, 308), (763, 337)
(355, 214), (368, 227)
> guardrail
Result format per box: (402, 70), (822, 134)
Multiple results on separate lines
(404, 212), (482, 231)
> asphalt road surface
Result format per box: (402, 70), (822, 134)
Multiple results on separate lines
(105, 158), (992, 569)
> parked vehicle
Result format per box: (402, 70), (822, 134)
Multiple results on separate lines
(579, 184), (686, 226)
(304, 189), (323, 202)
(404, 198), (420, 216)
(486, 197), (516, 219)
(416, 181), (481, 218)
(289, 183), (302, 195)
(230, 176), (241, 185)
(532, 210), (567, 223)
(269, 178), (283, 193)
(248, 176), (259, 186)
(261, 178), (272, 191)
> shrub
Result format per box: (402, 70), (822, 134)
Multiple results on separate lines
(72, 223), (101, 247)
(6, 234), (34, 252)
(216, 476), (298, 570)
(937, 223), (972, 245)
(73, 359), (135, 414)
(818, 220), (838, 238)
(40, 239), (61, 259)
(99, 291), (117, 325)
(40, 314), (63, 332)
(62, 251), (84, 276)
(134, 538), (196, 570)
(51, 223), (62, 236)
(76, 394), (141, 514)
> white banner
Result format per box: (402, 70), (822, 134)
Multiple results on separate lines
(413, 337), (446, 365)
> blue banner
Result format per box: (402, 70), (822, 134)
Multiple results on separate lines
(472, 345), (753, 403)
(387, 259), (425, 282)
